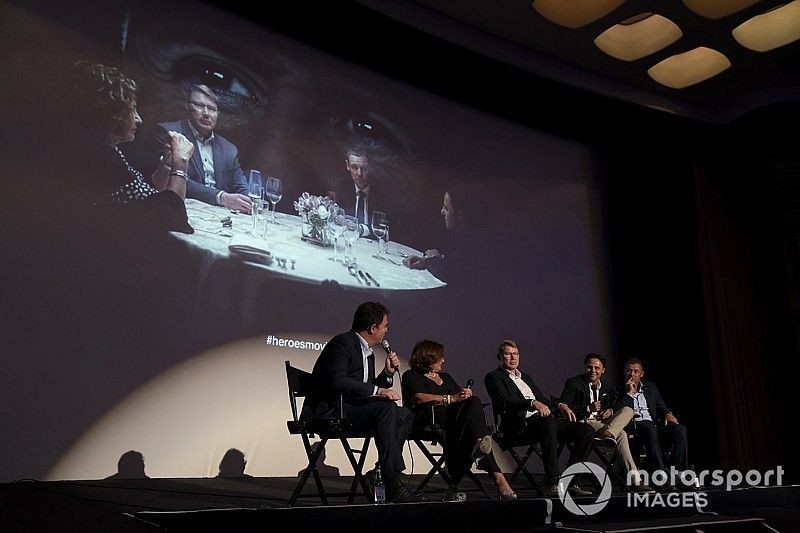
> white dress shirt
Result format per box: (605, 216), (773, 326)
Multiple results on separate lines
(356, 333), (379, 396)
(506, 368), (538, 418)
(628, 383), (652, 422)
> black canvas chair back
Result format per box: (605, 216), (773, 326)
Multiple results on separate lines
(493, 403), (628, 491)
(625, 418), (674, 471)
(285, 361), (373, 506)
(490, 407), (544, 493)
(407, 401), (488, 498)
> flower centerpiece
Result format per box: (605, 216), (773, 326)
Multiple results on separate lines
(293, 192), (337, 246)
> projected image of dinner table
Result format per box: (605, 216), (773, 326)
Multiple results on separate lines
(172, 199), (446, 291)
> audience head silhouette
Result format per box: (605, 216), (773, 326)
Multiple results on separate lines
(107, 450), (147, 479)
(218, 448), (249, 478)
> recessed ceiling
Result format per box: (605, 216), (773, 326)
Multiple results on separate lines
(357, 0), (800, 123)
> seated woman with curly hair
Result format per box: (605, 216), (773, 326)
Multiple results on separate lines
(402, 339), (517, 501)
(67, 61), (195, 232)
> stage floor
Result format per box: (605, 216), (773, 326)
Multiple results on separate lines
(2, 474), (799, 532)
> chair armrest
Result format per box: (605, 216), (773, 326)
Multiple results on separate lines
(412, 400), (444, 429)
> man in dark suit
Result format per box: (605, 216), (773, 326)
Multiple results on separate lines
(334, 148), (385, 239)
(484, 340), (594, 497)
(560, 354), (653, 492)
(614, 358), (689, 474)
(303, 301), (423, 502)
(153, 85), (251, 212)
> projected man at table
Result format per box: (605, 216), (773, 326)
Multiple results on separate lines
(334, 147), (388, 239)
(155, 85), (252, 212)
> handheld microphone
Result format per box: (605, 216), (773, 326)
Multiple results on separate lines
(381, 340), (399, 369)
(465, 378), (474, 389)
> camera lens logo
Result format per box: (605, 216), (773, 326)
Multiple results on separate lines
(557, 461), (613, 516)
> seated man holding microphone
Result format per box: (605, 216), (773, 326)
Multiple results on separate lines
(559, 353), (653, 492)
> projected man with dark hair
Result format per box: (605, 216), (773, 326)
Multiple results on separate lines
(334, 147), (387, 239)
(403, 187), (474, 282)
(156, 84), (252, 212)
(615, 358), (689, 476)
(485, 340), (595, 497)
(303, 302), (424, 503)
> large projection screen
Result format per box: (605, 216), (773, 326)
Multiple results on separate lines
(0, 0), (613, 482)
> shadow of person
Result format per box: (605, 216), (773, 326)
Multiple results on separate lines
(105, 450), (148, 479)
(217, 448), (252, 478)
(297, 442), (341, 477)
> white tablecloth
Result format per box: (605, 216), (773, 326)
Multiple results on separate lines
(171, 199), (446, 292)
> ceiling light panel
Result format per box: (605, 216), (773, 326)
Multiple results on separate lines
(595, 14), (683, 61)
(648, 47), (731, 88)
(732, 0), (800, 52)
(682, 0), (762, 19)
(532, 0), (625, 29)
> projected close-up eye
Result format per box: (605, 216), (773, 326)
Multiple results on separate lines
(327, 112), (409, 162)
(172, 56), (263, 107)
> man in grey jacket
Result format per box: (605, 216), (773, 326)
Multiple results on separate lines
(156, 84), (251, 212)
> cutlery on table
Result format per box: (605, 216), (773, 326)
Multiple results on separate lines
(372, 254), (402, 266)
(347, 265), (362, 283)
(364, 272), (380, 287)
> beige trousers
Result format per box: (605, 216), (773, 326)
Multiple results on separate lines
(584, 406), (640, 483)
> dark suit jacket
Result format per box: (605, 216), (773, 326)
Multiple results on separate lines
(158, 120), (248, 205)
(559, 374), (618, 419)
(484, 367), (555, 432)
(332, 182), (390, 240)
(612, 379), (671, 422)
(303, 331), (393, 418)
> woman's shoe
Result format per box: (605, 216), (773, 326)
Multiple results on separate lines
(498, 490), (518, 501)
(471, 434), (493, 462)
(442, 487), (467, 502)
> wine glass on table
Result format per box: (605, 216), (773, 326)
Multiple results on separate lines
(343, 215), (360, 267)
(265, 176), (283, 224)
(248, 170), (263, 233)
(328, 207), (346, 263)
(371, 211), (389, 254)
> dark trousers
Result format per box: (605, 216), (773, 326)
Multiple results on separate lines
(440, 396), (498, 484)
(634, 420), (689, 471)
(525, 416), (594, 487)
(343, 400), (412, 484)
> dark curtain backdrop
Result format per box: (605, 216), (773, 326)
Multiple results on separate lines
(693, 104), (800, 475)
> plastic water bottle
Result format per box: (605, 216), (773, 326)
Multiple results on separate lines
(374, 466), (386, 504)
